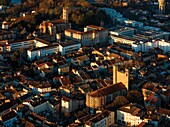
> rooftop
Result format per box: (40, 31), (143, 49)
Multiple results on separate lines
(1, 110), (17, 122)
(88, 82), (126, 97)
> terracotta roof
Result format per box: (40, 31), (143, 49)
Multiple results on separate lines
(38, 63), (46, 67)
(25, 120), (35, 127)
(46, 62), (53, 66)
(89, 82), (126, 97)
(60, 76), (72, 86)
(86, 110), (110, 125)
(30, 112), (46, 121)
(157, 108), (170, 116)
(62, 96), (70, 102)
(1, 110), (17, 122)
(136, 122), (147, 127)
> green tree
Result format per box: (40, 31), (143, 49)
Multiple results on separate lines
(127, 90), (142, 103)
(11, 51), (20, 61)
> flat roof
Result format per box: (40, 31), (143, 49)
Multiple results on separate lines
(59, 41), (81, 47)
(28, 44), (58, 51)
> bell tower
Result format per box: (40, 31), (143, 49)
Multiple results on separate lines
(113, 65), (130, 90)
(158, 0), (165, 14)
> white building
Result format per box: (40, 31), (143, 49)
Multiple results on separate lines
(110, 34), (137, 45)
(117, 104), (161, 127)
(61, 96), (78, 113)
(58, 41), (81, 55)
(23, 96), (55, 114)
(27, 44), (58, 61)
(9, 38), (49, 51)
(132, 40), (170, 52)
(65, 25), (108, 46)
(0, 110), (18, 127)
(110, 27), (135, 36)
(2, 21), (9, 30)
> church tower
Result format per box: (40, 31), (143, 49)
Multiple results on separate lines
(158, 0), (165, 14)
(113, 65), (130, 90)
(63, 7), (69, 23)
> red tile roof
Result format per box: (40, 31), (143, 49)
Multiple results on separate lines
(89, 82), (126, 97)
(62, 96), (70, 102)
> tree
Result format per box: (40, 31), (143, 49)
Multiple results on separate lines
(106, 96), (129, 110)
(113, 96), (129, 107)
(127, 90), (142, 103)
(11, 51), (20, 61)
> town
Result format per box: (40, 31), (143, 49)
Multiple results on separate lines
(0, 0), (170, 127)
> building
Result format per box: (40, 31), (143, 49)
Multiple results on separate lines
(110, 27), (135, 36)
(158, 0), (165, 14)
(61, 96), (78, 113)
(10, 38), (49, 51)
(58, 41), (81, 55)
(86, 82), (127, 110)
(132, 40), (170, 53)
(23, 96), (55, 114)
(39, 8), (71, 35)
(85, 110), (115, 127)
(65, 25), (108, 46)
(110, 34), (138, 45)
(117, 104), (161, 126)
(123, 20), (143, 28)
(0, 110), (18, 127)
(57, 60), (70, 74)
(28, 81), (52, 94)
(113, 65), (130, 90)
(2, 21), (9, 30)
(27, 44), (58, 61)
(0, 40), (10, 53)
(0, 30), (16, 42)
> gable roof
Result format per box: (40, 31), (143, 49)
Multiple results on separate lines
(88, 82), (126, 97)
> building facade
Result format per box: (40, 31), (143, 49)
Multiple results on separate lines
(27, 44), (58, 61)
(65, 25), (108, 46)
(86, 82), (127, 109)
(113, 65), (130, 90)
(58, 41), (81, 55)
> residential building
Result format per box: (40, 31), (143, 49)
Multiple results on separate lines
(0, 30), (15, 42)
(110, 27), (135, 36)
(117, 104), (161, 126)
(2, 21), (9, 30)
(85, 110), (115, 127)
(86, 82), (127, 110)
(0, 40), (11, 52)
(61, 96), (78, 113)
(23, 96), (55, 114)
(57, 60), (70, 74)
(132, 40), (170, 53)
(28, 81), (51, 94)
(59, 76), (74, 97)
(65, 25), (108, 46)
(0, 110), (18, 127)
(58, 41), (81, 55)
(110, 34), (138, 45)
